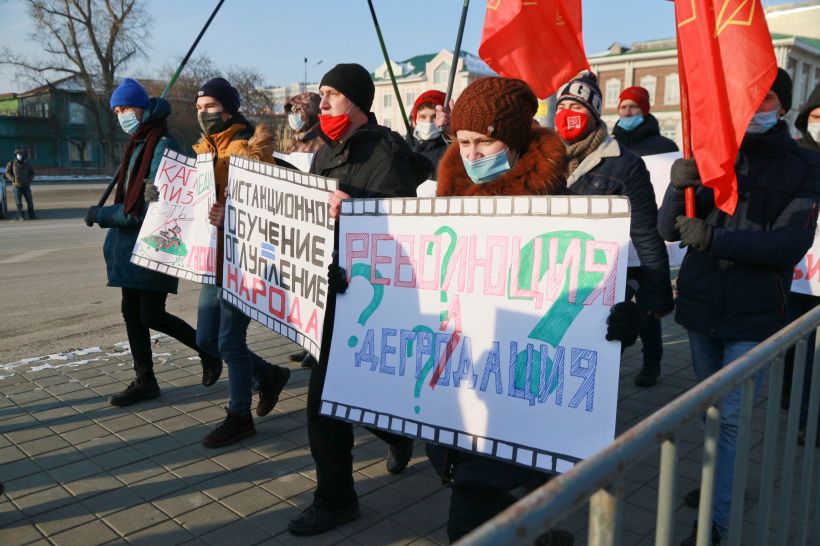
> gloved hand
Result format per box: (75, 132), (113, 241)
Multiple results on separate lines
(606, 301), (641, 347)
(676, 215), (714, 252)
(328, 262), (349, 294)
(144, 180), (159, 203)
(670, 158), (701, 191)
(84, 205), (99, 227)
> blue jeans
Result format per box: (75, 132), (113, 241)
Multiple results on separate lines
(687, 329), (761, 536)
(13, 186), (34, 218)
(197, 284), (269, 414)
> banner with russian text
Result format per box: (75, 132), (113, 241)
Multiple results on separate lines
(131, 151), (217, 284)
(791, 229), (820, 296)
(322, 195), (630, 471)
(222, 157), (338, 359)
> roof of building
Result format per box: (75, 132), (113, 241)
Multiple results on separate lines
(765, 1), (820, 15)
(372, 50), (493, 81)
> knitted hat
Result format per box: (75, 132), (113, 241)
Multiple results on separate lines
(770, 67), (792, 113)
(319, 63), (375, 113)
(619, 86), (651, 116)
(285, 92), (321, 118)
(110, 78), (149, 110)
(450, 77), (538, 152)
(557, 71), (603, 119)
(411, 90), (446, 122)
(197, 77), (241, 116)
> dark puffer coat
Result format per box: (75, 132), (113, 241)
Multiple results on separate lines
(612, 113), (679, 157)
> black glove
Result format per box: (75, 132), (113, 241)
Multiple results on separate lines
(606, 301), (642, 347)
(670, 158), (702, 191)
(144, 181), (159, 203)
(84, 205), (99, 227)
(675, 215), (714, 252)
(328, 263), (349, 294)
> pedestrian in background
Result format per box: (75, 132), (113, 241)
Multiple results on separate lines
(4, 148), (36, 220)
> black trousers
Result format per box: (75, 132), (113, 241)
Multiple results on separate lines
(121, 288), (200, 379)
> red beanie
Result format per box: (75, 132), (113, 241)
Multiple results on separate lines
(619, 86), (651, 115)
(411, 90), (446, 122)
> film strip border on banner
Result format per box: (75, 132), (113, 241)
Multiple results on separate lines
(222, 290), (320, 358)
(162, 149), (199, 167)
(194, 152), (214, 164)
(131, 255), (215, 285)
(229, 155), (339, 193)
(340, 194), (631, 219)
(319, 400), (581, 472)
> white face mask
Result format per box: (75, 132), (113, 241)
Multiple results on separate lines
(288, 113), (306, 131)
(414, 121), (440, 141)
(808, 122), (820, 143)
(15, 154), (23, 161)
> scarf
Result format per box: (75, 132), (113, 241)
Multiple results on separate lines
(114, 117), (167, 215)
(565, 122), (609, 176)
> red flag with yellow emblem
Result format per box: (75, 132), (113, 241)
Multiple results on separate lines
(675, 0), (777, 215)
(479, 0), (589, 99)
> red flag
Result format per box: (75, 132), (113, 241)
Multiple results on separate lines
(675, 0), (777, 215)
(478, 0), (589, 99)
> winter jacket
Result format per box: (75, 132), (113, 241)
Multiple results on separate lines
(796, 84), (820, 152)
(192, 120), (275, 286)
(612, 113), (679, 157)
(658, 122), (820, 341)
(311, 114), (430, 197)
(568, 135), (674, 314)
(4, 159), (34, 187)
(411, 134), (448, 181)
(286, 124), (324, 154)
(96, 97), (182, 293)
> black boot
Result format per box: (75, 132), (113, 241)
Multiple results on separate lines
(256, 364), (291, 417)
(289, 350), (308, 362)
(680, 520), (722, 545)
(199, 352), (223, 387)
(110, 376), (160, 407)
(634, 361), (661, 387)
(288, 500), (360, 536)
(535, 529), (575, 546)
(301, 353), (317, 369)
(201, 409), (255, 448)
(386, 437), (414, 474)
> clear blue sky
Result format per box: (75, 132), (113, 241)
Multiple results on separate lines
(0, 0), (802, 92)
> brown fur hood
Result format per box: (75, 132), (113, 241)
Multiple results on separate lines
(193, 121), (274, 161)
(436, 127), (568, 197)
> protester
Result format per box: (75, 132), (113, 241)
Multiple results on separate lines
(410, 89), (448, 180)
(84, 78), (221, 407)
(4, 149), (36, 220)
(285, 91), (323, 153)
(796, 82), (820, 152)
(658, 68), (820, 546)
(430, 76), (642, 545)
(611, 85), (679, 387)
(287, 63), (429, 537)
(555, 71), (674, 388)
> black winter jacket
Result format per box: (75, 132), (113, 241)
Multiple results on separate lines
(658, 122), (820, 341)
(612, 114), (679, 157)
(411, 135), (448, 181)
(568, 136), (674, 314)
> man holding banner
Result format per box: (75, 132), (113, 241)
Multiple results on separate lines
(288, 63), (429, 537)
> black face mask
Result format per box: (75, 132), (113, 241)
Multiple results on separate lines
(198, 111), (228, 135)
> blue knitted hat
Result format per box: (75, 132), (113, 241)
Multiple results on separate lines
(110, 78), (149, 110)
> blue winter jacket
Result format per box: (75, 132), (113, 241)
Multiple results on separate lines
(96, 98), (182, 293)
(658, 122), (820, 341)
(567, 135), (674, 314)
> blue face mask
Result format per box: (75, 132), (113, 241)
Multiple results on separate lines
(462, 147), (511, 184)
(617, 114), (644, 131)
(118, 111), (140, 135)
(288, 113), (306, 131)
(746, 109), (779, 134)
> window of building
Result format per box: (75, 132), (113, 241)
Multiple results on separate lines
(787, 58), (798, 80)
(639, 75), (657, 106)
(383, 93), (393, 109)
(14, 145), (36, 161)
(605, 79), (621, 108)
(383, 118), (392, 129)
(660, 126), (678, 142)
(68, 141), (91, 162)
(433, 62), (450, 85)
(406, 91), (416, 109)
(68, 102), (86, 124)
(664, 73), (680, 105)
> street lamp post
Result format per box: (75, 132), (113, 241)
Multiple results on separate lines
(303, 58), (323, 93)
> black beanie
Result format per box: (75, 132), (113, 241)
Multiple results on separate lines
(320, 63), (375, 113)
(557, 71), (603, 119)
(198, 77), (241, 116)
(770, 67), (792, 113)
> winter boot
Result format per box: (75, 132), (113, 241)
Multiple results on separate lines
(535, 529), (575, 546)
(386, 437), (414, 474)
(257, 364), (291, 417)
(634, 361), (661, 387)
(199, 352), (223, 387)
(289, 350), (308, 362)
(201, 409), (255, 448)
(288, 500), (360, 536)
(680, 520), (721, 545)
(110, 376), (160, 407)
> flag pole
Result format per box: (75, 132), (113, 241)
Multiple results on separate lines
(94, 0), (227, 209)
(674, 17), (696, 218)
(366, 0), (413, 137)
(445, 0), (470, 110)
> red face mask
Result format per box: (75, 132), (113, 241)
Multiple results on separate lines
(555, 108), (590, 142)
(319, 113), (352, 141)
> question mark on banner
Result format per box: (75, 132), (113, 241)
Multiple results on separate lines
(409, 324), (436, 414)
(426, 225), (457, 304)
(347, 263), (385, 348)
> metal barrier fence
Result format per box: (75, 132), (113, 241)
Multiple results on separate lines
(459, 305), (820, 546)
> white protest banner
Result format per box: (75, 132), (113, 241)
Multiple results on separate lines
(273, 151), (315, 173)
(322, 195), (630, 472)
(131, 151), (217, 284)
(222, 157), (338, 359)
(628, 151), (686, 268)
(791, 226), (820, 296)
